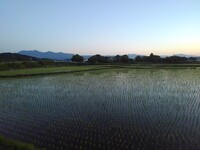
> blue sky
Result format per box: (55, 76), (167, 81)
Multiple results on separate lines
(0, 0), (200, 55)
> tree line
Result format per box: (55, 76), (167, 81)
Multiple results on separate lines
(71, 54), (131, 63)
(71, 53), (199, 64)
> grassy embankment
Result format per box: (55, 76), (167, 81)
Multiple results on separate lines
(0, 134), (41, 150)
(0, 64), (200, 77)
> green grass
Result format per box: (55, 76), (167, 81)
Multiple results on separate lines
(0, 65), (110, 77)
(0, 134), (40, 150)
(0, 64), (200, 77)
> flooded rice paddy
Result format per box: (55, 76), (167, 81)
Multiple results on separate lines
(0, 69), (200, 150)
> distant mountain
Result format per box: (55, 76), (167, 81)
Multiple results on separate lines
(143, 54), (199, 58)
(0, 53), (39, 62)
(19, 50), (74, 60)
(127, 54), (144, 59)
(174, 54), (199, 58)
(18, 50), (150, 60)
(17, 50), (199, 61)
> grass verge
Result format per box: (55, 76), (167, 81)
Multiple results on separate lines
(0, 64), (200, 78)
(0, 134), (41, 150)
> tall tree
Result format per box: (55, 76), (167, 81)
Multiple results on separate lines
(135, 56), (142, 62)
(71, 54), (84, 62)
(121, 55), (129, 62)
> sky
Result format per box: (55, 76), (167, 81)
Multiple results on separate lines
(0, 0), (200, 55)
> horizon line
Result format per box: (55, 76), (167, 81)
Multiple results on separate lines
(1, 49), (200, 57)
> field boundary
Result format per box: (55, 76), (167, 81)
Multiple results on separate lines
(0, 64), (200, 78)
